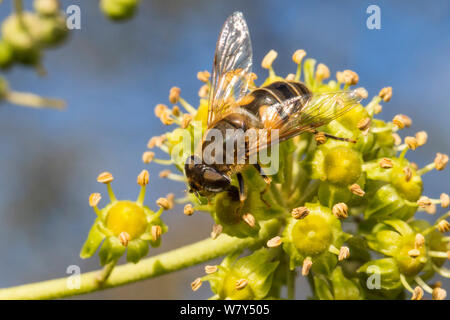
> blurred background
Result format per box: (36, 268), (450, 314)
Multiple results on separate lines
(0, 0), (449, 299)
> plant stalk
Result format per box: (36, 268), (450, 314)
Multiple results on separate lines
(0, 220), (279, 300)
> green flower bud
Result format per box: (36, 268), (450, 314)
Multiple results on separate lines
(2, 13), (40, 53)
(367, 220), (426, 277)
(358, 258), (402, 290)
(282, 202), (350, 272)
(338, 104), (369, 132)
(330, 267), (364, 300)
(34, 0), (60, 16)
(105, 201), (148, 239)
(205, 249), (279, 300)
(211, 167), (284, 238)
(324, 147), (363, 185)
(0, 40), (14, 69)
(364, 158), (422, 220)
(36, 14), (68, 47)
(80, 171), (167, 265)
(390, 165), (422, 202)
(100, 0), (140, 21)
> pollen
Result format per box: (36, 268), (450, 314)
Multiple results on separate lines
(267, 236), (282, 248)
(137, 169), (149, 186)
(302, 257), (312, 276)
(285, 73), (296, 81)
(403, 166), (412, 182)
(434, 153), (448, 171)
(357, 117), (371, 131)
(432, 287), (447, 300)
(408, 248), (420, 258)
(373, 104), (383, 114)
(415, 131), (428, 146)
(332, 203), (348, 219)
(169, 86), (181, 104)
(97, 172), (114, 184)
(292, 49), (306, 64)
(405, 136), (418, 150)
(235, 279), (248, 290)
(242, 213), (256, 228)
(204, 265), (218, 274)
(154, 104), (168, 118)
(349, 184), (365, 197)
(291, 207), (310, 219)
(411, 286), (424, 300)
(183, 204), (194, 216)
(437, 220), (450, 233)
(339, 70), (359, 86)
(440, 193), (449, 208)
(392, 114), (412, 129)
(191, 278), (202, 292)
(315, 63), (330, 82)
(211, 224), (223, 240)
(379, 158), (393, 169)
(379, 87), (393, 102)
(89, 193), (101, 207)
(355, 87), (368, 99)
(159, 170), (171, 178)
(171, 106), (181, 117)
(392, 133), (402, 146)
(147, 135), (166, 149)
(151, 225), (162, 241)
(417, 196), (432, 208)
(314, 132), (327, 145)
(197, 70), (210, 83)
(166, 193), (175, 210)
(198, 84), (209, 98)
(338, 246), (350, 261)
(118, 231), (131, 247)
(159, 110), (174, 125)
(156, 197), (170, 210)
(415, 233), (425, 249)
(261, 50), (278, 69)
(142, 151), (155, 164)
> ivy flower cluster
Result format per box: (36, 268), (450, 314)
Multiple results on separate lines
(135, 49), (449, 300)
(0, 0), (67, 110)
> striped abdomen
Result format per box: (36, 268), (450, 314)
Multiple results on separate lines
(201, 80), (311, 172)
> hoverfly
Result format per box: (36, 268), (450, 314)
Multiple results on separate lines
(185, 12), (363, 202)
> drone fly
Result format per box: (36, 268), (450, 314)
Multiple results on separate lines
(185, 11), (363, 201)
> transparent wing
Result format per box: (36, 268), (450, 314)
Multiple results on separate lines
(208, 11), (253, 127)
(246, 89), (364, 154)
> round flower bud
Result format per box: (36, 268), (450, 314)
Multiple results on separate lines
(324, 147), (363, 186)
(283, 203), (348, 270)
(0, 40), (14, 69)
(1, 13), (41, 53)
(35, 14), (68, 47)
(100, 0), (139, 21)
(105, 201), (148, 239)
(34, 0), (60, 16)
(390, 165), (423, 202)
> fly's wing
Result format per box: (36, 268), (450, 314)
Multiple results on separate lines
(208, 12), (253, 127)
(246, 89), (364, 154)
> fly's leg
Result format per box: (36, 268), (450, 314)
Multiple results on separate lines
(313, 130), (357, 143)
(253, 163), (271, 208)
(237, 172), (246, 202)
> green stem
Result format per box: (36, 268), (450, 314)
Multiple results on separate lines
(287, 265), (296, 300)
(96, 259), (118, 284)
(0, 220), (279, 300)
